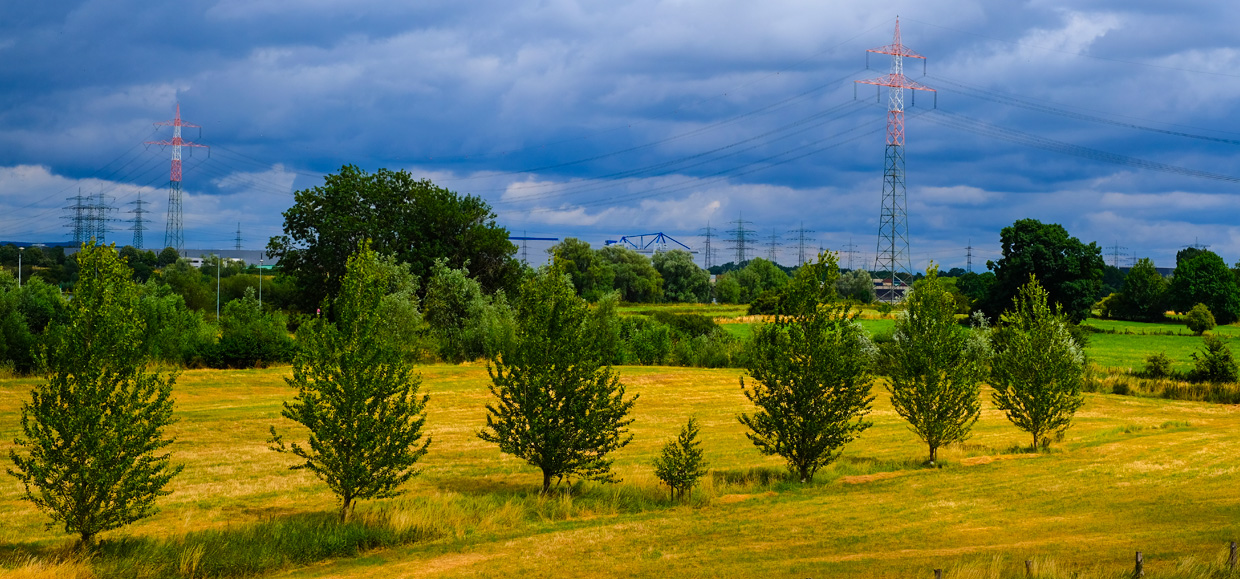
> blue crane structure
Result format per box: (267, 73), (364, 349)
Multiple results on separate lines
(604, 232), (694, 254)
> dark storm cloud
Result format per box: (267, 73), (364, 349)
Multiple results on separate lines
(0, 0), (1238, 266)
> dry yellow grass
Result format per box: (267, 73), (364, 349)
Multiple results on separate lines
(3, 364), (1240, 578)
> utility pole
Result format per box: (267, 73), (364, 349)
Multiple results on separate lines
(17, 246), (23, 287)
(856, 18), (935, 302)
(258, 252), (263, 309)
(216, 254), (221, 322)
(147, 103), (208, 254)
(966, 239), (974, 273)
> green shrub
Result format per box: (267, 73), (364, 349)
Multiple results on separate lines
(651, 311), (718, 339)
(746, 289), (783, 315)
(209, 288), (295, 368)
(669, 332), (742, 368)
(625, 318), (672, 365)
(1143, 352), (1174, 379)
(1189, 336), (1238, 384)
(1186, 303), (1216, 335)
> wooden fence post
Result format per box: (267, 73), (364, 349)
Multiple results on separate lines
(1134, 551), (1143, 577)
(1025, 560), (1032, 577)
(1230, 541), (1236, 571)
(934, 569), (942, 579)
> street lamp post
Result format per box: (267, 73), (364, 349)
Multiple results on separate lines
(216, 254), (221, 321)
(17, 246), (23, 287)
(258, 253), (263, 309)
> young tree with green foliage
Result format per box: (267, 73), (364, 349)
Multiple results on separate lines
(739, 253), (874, 483)
(478, 267), (638, 494)
(990, 277), (1086, 450)
(887, 267), (985, 463)
(652, 417), (709, 501)
(7, 244), (181, 549)
(1189, 335), (1239, 383)
(270, 242), (431, 521)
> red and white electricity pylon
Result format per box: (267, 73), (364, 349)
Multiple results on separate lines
(146, 103), (208, 253)
(855, 18), (935, 302)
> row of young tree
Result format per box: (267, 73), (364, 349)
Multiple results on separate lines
(7, 243), (1089, 550)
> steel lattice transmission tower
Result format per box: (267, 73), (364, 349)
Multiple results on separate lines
(235, 222), (243, 251)
(726, 216), (756, 265)
(129, 193), (150, 249)
(64, 189), (89, 245)
(765, 228), (782, 263)
(87, 192), (115, 244)
(788, 222), (815, 265)
(699, 222), (716, 269)
(147, 103), (208, 253)
(856, 18), (934, 301)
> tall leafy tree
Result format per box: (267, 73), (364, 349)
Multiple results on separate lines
(1168, 250), (1240, 324)
(549, 237), (615, 301)
(597, 245), (663, 303)
(887, 267), (985, 463)
(990, 277), (1086, 450)
(1114, 257), (1168, 322)
(267, 165), (519, 311)
(478, 267), (638, 493)
(652, 249), (710, 303)
(739, 253), (874, 483)
(270, 242), (431, 521)
(7, 244), (181, 549)
(981, 219), (1104, 323)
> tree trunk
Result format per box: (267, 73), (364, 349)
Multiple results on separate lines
(339, 496), (353, 522)
(929, 444), (938, 463)
(542, 470), (552, 495)
(76, 531), (94, 553)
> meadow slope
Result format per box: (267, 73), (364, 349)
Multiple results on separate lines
(1, 364), (1239, 578)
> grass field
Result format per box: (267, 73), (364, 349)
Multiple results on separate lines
(4, 363), (1240, 578)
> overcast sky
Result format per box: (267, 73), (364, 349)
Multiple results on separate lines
(1, 0), (1238, 270)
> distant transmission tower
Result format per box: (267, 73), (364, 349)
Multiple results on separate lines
(856, 18), (934, 301)
(842, 237), (859, 270)
(235, 222), (243, 251)
(147, 103), (208, 253)
(1108, 240), (1128, 268)
(64, 189), (88, 245)
(129, 192), (150, 249)
(765, 229), (782, 263)
(965, 239), (974, 272)
(726, 215), (756, 265)
(699, 222), (716, 269)
(87, 192), (115, 244)
(788, 222), (815, 265)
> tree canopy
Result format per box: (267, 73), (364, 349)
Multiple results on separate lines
(980, 219), (1104, 323)
(267, 165), (520, 311)
(1168, 250), (1240, 324)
